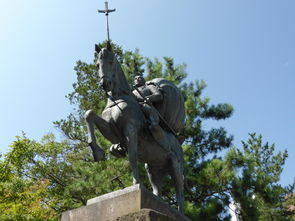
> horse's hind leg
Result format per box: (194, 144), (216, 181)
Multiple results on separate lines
(84, 110), (120, 162)
(169, 157), (184, 213)
(145, 164), (164, 196)
(125, 131), (140, 185)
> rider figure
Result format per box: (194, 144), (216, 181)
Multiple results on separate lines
(132, 75), (163, 130)
(109, 76), (181, 156)
(132, 75), (174, 152)
(109, 76), (166, 157)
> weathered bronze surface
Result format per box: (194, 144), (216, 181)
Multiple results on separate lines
(84, 45), (186, 212)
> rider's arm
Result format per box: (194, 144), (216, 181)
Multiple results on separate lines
(146, 86), (163, 103)
(132, 90), (145, 102)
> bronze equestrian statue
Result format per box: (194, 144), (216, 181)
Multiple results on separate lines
(84, 45), (186, 212)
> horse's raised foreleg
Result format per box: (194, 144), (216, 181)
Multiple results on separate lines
(125, 129), (140, 184)
(84, 110), (120, 162)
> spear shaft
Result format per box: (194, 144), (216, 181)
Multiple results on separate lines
(133, 85), (177, 136)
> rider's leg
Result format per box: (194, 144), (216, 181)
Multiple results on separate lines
(149, 107), (160, 128)
(141, 105), (170, 151)
(141, 104), (159, 128)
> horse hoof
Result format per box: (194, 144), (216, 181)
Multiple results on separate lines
(132, 178), (140, 185)
(88, 142), (105, 162)
(93, 150), (105, 162)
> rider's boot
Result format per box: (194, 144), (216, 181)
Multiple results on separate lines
(110, 143), (126, 158)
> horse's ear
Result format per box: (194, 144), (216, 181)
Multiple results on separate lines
(106, 41), (112, 51)
(95, 44), (101, 53)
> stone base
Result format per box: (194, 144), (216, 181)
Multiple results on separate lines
(114, 209), (175, 221)
(61, 184), (189, 221)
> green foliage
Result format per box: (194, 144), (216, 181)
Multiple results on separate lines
(1, 41), (293, 220)
(284, 192), (295, 220)
(0, 137), (57, 221)
(225, 133), (293, 220)
(0, 134), (132, 219)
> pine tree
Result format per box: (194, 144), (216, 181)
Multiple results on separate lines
(1, 41), (293, 220)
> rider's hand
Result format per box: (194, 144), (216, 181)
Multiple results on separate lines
(145, 97), (152, 105)
(137, 97), (144, 102)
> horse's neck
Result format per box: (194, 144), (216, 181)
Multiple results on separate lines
(110, 62), (132, 99)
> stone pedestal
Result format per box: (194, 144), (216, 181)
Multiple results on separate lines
(61, 184), (190, 221)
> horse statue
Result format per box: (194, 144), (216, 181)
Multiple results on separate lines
(84, 44), (185, 212)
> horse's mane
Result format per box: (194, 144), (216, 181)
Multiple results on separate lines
(114, 58), (133, 96)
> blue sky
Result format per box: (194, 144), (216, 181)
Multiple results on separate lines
(0, 0), (294, 186)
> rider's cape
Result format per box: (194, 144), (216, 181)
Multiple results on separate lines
(146, 78), (186, 133)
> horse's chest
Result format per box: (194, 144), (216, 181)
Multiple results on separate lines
(102, 102), (131, 128)
(102, 108), (121, 122)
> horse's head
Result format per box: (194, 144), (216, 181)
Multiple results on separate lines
(95, 44), (117, 92)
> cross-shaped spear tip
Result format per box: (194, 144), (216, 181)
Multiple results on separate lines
(98, 1), (116, 42)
